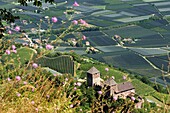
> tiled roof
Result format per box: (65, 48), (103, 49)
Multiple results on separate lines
(115, 82), (135, 93)
(87, 66), (100, 74)
(105, 77), (117, 86)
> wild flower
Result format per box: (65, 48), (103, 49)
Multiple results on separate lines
(123, 75), (127, 80)
(32, 88), (35, 92)
(113, 96), (117, 101)
(32, 63), (38, 68)
(46, 44), (53, 50)
(74, 87), (77, 90)
(23, 81), (27, 85)
(98, 91), (102, 94)
(105, 68), (109, 71)
(79, 19), (88, 26)
(5, 49), (10, 55)
(8, 30), (12, 34)
(12, 45), (16, 50)
(17, 93), (21, 97)
(46, 95), (50, 98)
(15, 76), (21, 81)
(65, 78), (68, 81)
(70, 104), (73, 108)
(72, 20), (78, 25)
(82, 35), (86, 40)
(79, 19), (86, 24)
(7, 77), (11, 81)
(131, 96), (135, 101)
(77, 82), (81, 86)
(51, 17), (58, 23)
(35, 108), (38, 112)
(73, 1), (79, 7)
(31, 101), (35, 104)
(12, 50), (17, 54)
(53, 74), (57, 76)
(15, 26), (20, 32)
(80, 109), (82, 111)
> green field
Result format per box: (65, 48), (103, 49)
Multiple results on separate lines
(2, 47), (36, 66)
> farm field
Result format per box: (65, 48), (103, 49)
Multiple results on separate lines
(1, 0), (170, 85)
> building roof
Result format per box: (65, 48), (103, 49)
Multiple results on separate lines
(105, 77), (117, 86)
(115, 82), (135, 93)
(87, 66), (100, 74)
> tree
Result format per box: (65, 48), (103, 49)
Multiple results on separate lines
(17, 0), (54, 6)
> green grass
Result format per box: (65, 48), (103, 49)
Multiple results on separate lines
(2, 47), (36, 66)
(90, 5), (106, 10)
(152, 91), (170, 105)
(145, 96), (164, 106)
(132, 79), (170, 105)
(132, 79), (155, 96)
(79, 63), (127, 83)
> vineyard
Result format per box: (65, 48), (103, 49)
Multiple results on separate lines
(37, 55), (75, 76)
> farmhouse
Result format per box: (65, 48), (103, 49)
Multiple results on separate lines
(87, 66), (135, 98)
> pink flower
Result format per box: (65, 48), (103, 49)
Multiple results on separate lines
(73, 1), (79, 7)
(105, 68), (109, 71)
(82, 35), (86, 40)
(12, 45), (16, 50)
(17, 93), (21, 97)
(7, 77), (11, 81)
(23, 81), (27, 85)
(70, 104), (73, 108)
(98, 91), (102, 95)
(113, 96), (117, 101)
(79, 19), (88, 26)
(131, 96), (135, 101)
(74, 83), (77, 86)
(77, 82), (81, 86)
(35, 108), (38, 112)
(32, 63), (38, 68)
(32, 88), (35, 92)
(16, 76), (21, 81)
(53, 74), (57, 76)
(5, 49), (10, 55)
(74, 87), (77, 90)
(46, 95), (50, 98)
(65, 78), (68, 81)
(31, 101), (35, 104)
(12, 50), (17, 54)
(8, 30), (12, 34)
(15, 26), (20, 32)
(123, 75), (127, 80)
(51, 17), (58, 23)
(80, 19), (85, 24)
(72, 20), (78, 25)
(46, 44), (53, 50)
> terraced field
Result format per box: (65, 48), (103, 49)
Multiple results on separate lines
(2, 0), (170, 85)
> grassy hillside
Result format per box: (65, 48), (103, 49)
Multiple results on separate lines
(2, 47), (36, 66)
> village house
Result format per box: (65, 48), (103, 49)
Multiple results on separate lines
(87, 66), (135, 98)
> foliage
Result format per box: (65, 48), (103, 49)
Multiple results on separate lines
(0, 9), (19, 38)
(17, 0), (54, 6)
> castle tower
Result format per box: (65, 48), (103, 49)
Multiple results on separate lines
(87, 66), (100, 86)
